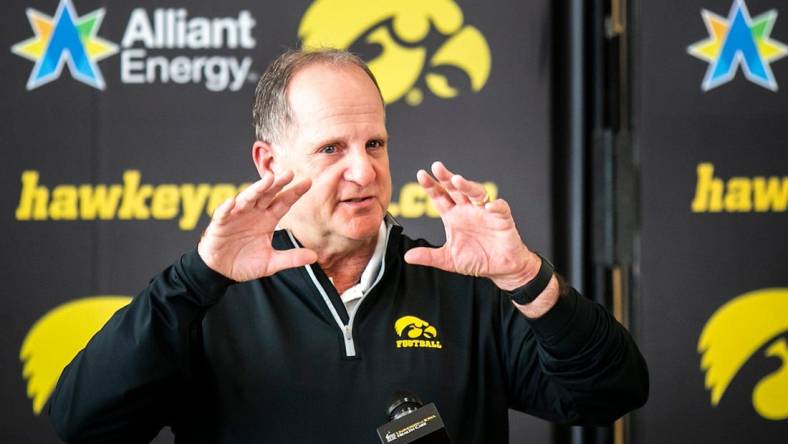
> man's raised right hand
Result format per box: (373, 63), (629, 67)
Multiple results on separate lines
(197, 170), (317, 282)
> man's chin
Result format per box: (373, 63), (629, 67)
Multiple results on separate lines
(336, 212), (384, 241)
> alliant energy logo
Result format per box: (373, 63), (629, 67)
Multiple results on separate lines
(120, 8), (256, 91)
(698, 288), (788, 420)
(11, 0), (257, 92)
(395, 315), (442, 349)
(687, 0), (788, 91)
(11, 0), (117, 90)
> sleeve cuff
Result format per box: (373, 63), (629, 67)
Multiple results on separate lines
(526, 287), (599, 357)
(177, 249), (236, 306)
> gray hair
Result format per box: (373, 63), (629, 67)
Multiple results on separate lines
(252, 48), (383, 144)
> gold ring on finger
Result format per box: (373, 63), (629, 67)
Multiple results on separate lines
(471, 195), (490, 207)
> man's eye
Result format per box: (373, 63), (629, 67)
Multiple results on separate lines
(319, 145), (337, 154)
(367, 140), (385, 149)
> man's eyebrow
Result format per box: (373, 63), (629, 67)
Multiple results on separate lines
(308, 136), (343, 150)
(309, 133), (389, 147)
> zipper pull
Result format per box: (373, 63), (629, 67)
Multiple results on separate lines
(343, 325), (356, 357)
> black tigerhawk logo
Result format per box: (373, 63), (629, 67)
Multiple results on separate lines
(395, 315), (442, 349)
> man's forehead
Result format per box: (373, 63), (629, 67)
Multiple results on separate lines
(287, 63), (384, 113)
(284, 63), (386, 141)
(289, 108), (389, 146)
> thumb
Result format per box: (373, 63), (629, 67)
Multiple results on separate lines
(404, 247), (450, 271)
(268, 248), (318, 274)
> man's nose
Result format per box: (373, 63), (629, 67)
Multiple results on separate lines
(344, 148), (376, 186)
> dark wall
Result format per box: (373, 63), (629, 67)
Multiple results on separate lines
(632, 0), (788, 442)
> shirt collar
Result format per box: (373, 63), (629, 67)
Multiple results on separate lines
(341, 220), (388, 302)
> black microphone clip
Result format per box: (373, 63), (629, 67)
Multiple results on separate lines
(376, 391), (452, 443)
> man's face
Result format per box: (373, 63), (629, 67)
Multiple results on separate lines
(267, 63), (391, 245)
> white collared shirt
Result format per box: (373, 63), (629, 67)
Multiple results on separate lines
(337, 222), (387, 317)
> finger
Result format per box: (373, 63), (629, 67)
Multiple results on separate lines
(404, 246), (451, 271)
(484, 198), (512, 217)
(253, 169), (296, 210)
(268, 248), (318, 274)
(431, 160), (457, 179)
(268, 178), (312, 219)
(211, 196), (237, 223)
(417, 169), (454, 213)
(233, 173), (275, 213)
(431, 161), (470, 205)
(451, 174), (488, 205)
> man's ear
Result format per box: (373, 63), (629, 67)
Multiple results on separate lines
(252, 141), (276, 178)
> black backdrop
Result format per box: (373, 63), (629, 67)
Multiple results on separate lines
(1, 0), (553, 442)
(632, 0), (788, 442)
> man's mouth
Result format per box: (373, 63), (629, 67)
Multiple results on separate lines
(340, 196), (374, 205)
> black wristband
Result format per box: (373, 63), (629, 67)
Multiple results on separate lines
(506, 252), (554, 305)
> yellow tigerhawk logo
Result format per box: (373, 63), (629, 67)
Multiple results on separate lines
(698, 288), (788, 420)
(395, 315), (442, 349)
(20, 296), (132, 414)
(299, 0), (491, 106)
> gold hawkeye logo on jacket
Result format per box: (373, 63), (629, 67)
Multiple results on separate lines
(395, 315), (442, 349)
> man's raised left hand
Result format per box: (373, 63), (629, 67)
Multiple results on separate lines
(404, 161), (542, 292)
(404, 162), (560, 318)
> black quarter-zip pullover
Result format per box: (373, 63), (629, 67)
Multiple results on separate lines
(49, 226), (649, 443)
